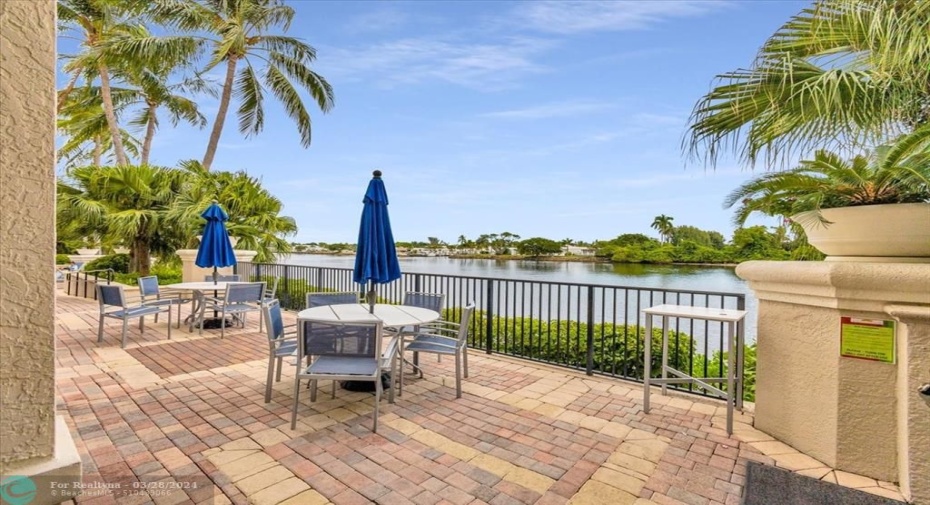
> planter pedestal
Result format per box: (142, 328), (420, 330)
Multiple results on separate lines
(795, 203), (930, 263)
(737, 261), (930, 503)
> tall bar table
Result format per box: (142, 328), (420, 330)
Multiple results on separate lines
(642, 304), (747, 435)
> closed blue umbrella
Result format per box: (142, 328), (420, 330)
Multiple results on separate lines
(354, 170), (401, 312)
(196, 201), (237, 284)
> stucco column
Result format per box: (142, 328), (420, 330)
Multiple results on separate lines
(737, 261), (930, 501)
(177, 249), (258, 282)
(884, 304), (930, 504)
(0, 0), (81, 501)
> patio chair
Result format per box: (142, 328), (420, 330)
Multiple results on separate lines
(204, 274), (241, 282)
(292, 319), (385, 432)
(305, 291), (359, 308)
(138, 276), (190, 329)
(193, 281), (265, 337)
(258, 276), (280, 330)
(97, 284), (171, 349)
(262, 299), (298, 403)
(398, 292), (446, 372)
(402, 303), (475, 398)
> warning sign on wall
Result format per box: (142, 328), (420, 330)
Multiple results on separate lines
(840, 317), (895, 364)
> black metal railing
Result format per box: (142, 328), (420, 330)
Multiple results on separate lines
(64, 269), (114, 300)
(236, 261), (750, 399)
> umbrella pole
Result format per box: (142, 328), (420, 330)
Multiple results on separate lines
(212, 266), (219, 284)
(368, 280), (376, 314)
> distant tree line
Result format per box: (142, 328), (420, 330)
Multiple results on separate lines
(291, 219), (822, 265)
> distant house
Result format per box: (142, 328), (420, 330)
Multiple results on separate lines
(561, 245), (595, 256)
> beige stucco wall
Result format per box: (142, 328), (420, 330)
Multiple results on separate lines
(738, 261), (930, 502)
(0, 0), (57, 468)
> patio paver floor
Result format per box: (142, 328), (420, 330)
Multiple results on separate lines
(53, 289), (906, 504)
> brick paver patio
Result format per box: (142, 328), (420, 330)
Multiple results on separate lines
(54, 288), (906, 504)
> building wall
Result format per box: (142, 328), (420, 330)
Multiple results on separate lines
(738, 261), (930, 500)
(0, 0), (57, 467)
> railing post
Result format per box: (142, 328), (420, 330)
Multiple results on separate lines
(283, 265), (290, 308)
(586, 286), (595, 376)
(485, 280), (494, 354)
(82, 272), (88, 298)
(414, 274), (421, 292)
(255, 263), (261, 283)
(736, 295), (746, 408)
(92, 272), (99, 300)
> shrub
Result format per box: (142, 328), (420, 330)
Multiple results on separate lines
(55, 254), (72, 265)
(84, 253), (130, 273)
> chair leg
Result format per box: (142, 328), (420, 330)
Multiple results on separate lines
(121, 319), (129, 349)
(276, 356), (283, 382)
(139, 316), (145, 333)
(388, 352), (397, 404)
(167, 309), (172, 340)
(331, 380), (336, 400)
(97, 314), (105, 343)
(176, 303), (182, 329)
(291, 376), (301, 430)
(265, 354), (275, 403)
(455, 353), (462, 399)
(258, 308), (264, 333)
(373, 377), (382, 433)
(310, 379), (318, 402)
(220, 311), (226, 338)
(463, 347), (469, 378)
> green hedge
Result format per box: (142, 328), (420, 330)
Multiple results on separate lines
(84, 253), (130, 273)
(56, 254), (72, 265)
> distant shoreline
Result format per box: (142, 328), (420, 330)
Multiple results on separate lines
(286, 251), (738, 268)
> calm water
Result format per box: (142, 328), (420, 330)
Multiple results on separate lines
(277, 254), (758, 343)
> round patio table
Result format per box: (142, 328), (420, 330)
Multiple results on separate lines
(164, 281), (232, 328)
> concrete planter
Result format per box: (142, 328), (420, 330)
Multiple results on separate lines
(76, 248), (99, 255)
(794, 203), (930, 262)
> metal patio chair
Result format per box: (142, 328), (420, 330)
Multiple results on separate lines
(138, 275), (190, 329)
(193, 281), (265, 337)
(402, 303), (475, 398)
(305, 291), (359, 308)
(292, 319), (387, 432)
(97, 284), (171, 348)
(258, 276), (280, 330)
(261, 299), (297, 403)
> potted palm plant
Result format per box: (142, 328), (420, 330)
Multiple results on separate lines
(724, 127), (930, 261)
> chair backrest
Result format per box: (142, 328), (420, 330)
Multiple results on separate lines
(263, 277), (280, 300)
(204, 274), (241, 282)
(456, 304), (477, 346)
(262, 299), (285, 344)
(225, 282), (265, 304)
(306, 292), (358, 308)
(97, 284), (126, 309)
(403, 292), (445, 313)
(138, 276), (160, 299)
(300, 319), (383, 363)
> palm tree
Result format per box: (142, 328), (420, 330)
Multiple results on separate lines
(58, 164), (189, 275)
(58, 0), (200, 167)
(58, 85), (142, 168)
(684, 0), (930, 168)
(723, 126), (930, 226)
(651, 215), (675, 243)
(170, 161), (298, 261)
(146, 0), (335, 170)
(58, 0), (133, 165)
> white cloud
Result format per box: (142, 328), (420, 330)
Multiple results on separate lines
(319, 36), (554, 90)
(343, 8), (410, 34)
(514, 1), (727, 34)
(479, 100), (616, 119)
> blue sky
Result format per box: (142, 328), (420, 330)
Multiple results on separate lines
(61, 0), (810, 244)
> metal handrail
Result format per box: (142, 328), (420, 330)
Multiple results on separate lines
(64, 268), (114, 300)
(236, 261), (752, 400)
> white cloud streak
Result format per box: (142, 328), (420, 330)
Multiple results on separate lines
(479, 100), (616, 119)
(319, 36), (554, 90)
(514, 1), (728, 34)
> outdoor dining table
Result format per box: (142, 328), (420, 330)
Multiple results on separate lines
(164, 281), (231, 328)
(296, 303), (442, 391)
